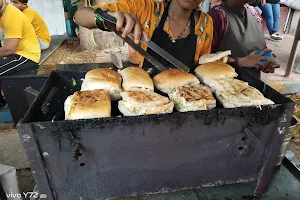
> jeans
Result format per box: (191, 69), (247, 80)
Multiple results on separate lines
(262, 3), (281, 35)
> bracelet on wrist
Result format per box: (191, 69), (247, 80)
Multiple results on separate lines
(94, 13), (112, 31)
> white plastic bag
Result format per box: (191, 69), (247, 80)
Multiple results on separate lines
(0, 164), (22, 200)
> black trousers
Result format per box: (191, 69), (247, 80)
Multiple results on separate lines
(0, 54), (38, 105)
(0, 54), (38, 76)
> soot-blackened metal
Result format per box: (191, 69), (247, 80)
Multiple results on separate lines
(17, 65), (295, 200)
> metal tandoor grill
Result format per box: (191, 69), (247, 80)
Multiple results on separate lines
(17, 65), (295, 200)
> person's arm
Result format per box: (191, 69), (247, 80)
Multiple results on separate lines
(24, 9), (35, 23)
(91, 0), (140, 16)
(74, 0), (150, 43)
(231, 49), (280, 73)
(207, 6), (227, 53)
(0, 15), (23, 56)
(0, 39), (19, 56)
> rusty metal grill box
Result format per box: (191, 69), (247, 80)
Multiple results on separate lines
(17, 65), (295, 200)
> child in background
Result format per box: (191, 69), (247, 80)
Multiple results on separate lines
(0, 0), (40, 107)
(11, 0), (51, 50)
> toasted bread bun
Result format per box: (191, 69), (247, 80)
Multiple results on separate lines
(195, 62), (238, 85)
(221, 56), (229, 63)
(119, 67), (154, 91)
(208, 79), (274, 108)
(81, 68), (122, 101)
(64, 89), (111, 120)
(118, 90), (174, 116)
(198, 50), (232, 64)
(216, 86), (274, 108)
(85, 68), (122, 82)
(169, 84), (216, 112)
(153, 69), (200, 94)
(206, 79), (249, 93)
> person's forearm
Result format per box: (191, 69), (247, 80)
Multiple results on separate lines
(0, 47), (15, 57)
(228, 56), (246, 67)
(74, 7), (112, 31)
(228, 56), (235, 63)
(95, 13), (112, 31)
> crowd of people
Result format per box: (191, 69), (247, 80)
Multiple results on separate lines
(0, 0), (50, 107)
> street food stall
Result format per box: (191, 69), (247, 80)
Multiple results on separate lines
(1, 3), (299, 200)
(16, 63), (294, 200)
(13, 11), (296, 199)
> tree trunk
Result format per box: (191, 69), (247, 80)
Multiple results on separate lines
(79, 0), (96, 50)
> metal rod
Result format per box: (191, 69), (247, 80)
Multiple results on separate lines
(285, 18), (300, 77)
(283, 7), (292, 33)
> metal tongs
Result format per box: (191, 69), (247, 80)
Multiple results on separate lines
(94, 8), (190, 73)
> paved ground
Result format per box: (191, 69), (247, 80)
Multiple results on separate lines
(0, 129), (33, 199)
(40, 35), (68, 64)
(17, 169), (35, 199)
(262, 34), (300, 82)
(0, 129), (29, 170)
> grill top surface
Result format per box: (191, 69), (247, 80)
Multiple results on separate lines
(21, 63), (294, 124)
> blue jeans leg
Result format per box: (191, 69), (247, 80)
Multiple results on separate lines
(272, 3), (280, 33)
(262, 3), (274, 35)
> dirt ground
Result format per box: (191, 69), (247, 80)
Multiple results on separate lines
(43, 39), (101, 65)
(42, 39), (129, 66)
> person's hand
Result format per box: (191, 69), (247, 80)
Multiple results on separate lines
(260, 58), (280, 73)
(238, 49), (274, 69)
(74, 8), (150, 44)
(261, 0), (266, 5)
(108, 11), (150, 44)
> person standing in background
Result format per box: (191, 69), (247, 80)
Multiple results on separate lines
(262, 0), (283, 40)
(11, 0), (51, 50)
(208, 0), (280, 79)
